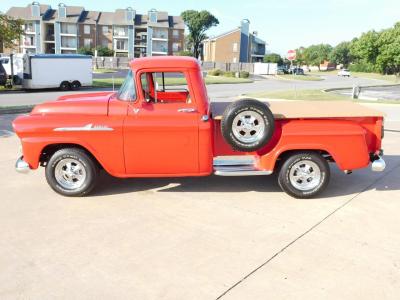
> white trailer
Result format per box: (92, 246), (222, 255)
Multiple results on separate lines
(253, 62), (278, 75)
(22, 54), (92, 90)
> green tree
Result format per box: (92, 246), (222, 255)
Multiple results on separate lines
(0, 13), (24, 51)
(95, 46), (114, 57)
(78, 46), (94, 55)
(376, 23), (400, 76)
(329, 41), (352, 67)
(350, 30), (380, 64)
(263, 53), (283, 65)
(181, 10), (219, 58)
(303, 44), (333, 70)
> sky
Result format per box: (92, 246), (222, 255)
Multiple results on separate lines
(1, 0), (399, 54)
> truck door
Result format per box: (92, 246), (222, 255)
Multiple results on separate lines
(124, 71), (199, 175)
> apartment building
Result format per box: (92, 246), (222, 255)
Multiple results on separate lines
(202, 19), (266, 63)
(5, 3), (185, 58)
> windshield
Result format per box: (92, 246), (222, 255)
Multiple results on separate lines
(117, 70), (136, 101)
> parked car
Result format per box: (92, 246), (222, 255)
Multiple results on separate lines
(289, 67), (304, 75)
(13, 56), (386, 199)
(277, 66), (289, 74)
(338, 69), (351, 77)
(0, 62), (7, 87)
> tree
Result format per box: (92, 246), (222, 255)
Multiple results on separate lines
(78, 46), (94, 55)
(95, 46), (114, 57)
(0, 13), (24, 51)
(303, 44), (333, 70)
(263, 53), (283, 65)
(350, 30), (380, 64)
(376, 23), (400, 76)
(329, 41), (352, 67)
(181, 10), (219, 58)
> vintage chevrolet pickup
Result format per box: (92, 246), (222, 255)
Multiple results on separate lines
(13, 56), (386, 198)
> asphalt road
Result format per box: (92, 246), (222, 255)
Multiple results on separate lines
(0, 74), (392, 107)
(1, 119), (400, 299)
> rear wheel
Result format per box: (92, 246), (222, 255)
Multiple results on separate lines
(278, 152), (330, 199)
(60, 81), (71, 91)
(45, 148), (99, 197)
(71, 80), (81, 90)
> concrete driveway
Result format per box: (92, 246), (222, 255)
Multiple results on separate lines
(1, 110), (400, 298)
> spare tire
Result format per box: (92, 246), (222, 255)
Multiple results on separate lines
(221, 99), (275, 152)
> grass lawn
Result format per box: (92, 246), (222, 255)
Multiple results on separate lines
(93, 68), (118, 74)
(246, 89), (400, 104)
(93, 75), (252, 88)
(351, 72), (399, 83)
(277, 74), (323, 81)
(247, 89), (349, 101)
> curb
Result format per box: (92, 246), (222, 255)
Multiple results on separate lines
(0, 106), (34, 115)
(324, 83), (400, 93)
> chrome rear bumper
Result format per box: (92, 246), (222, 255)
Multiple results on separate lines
(16, 156), (30, 173)
(371, 157), (386, 172)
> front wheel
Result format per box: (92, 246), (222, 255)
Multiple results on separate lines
(45, 148), (99, 197)
(278, 152), (330, 199)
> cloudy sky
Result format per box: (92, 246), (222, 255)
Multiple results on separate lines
(2, 0), (399, 54)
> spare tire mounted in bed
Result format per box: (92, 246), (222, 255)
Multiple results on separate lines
(221, 99), (275, 152)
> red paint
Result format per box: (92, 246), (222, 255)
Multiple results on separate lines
(13, 56), (383, 178)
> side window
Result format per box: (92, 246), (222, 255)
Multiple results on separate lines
(117, 70), (136, 101)
(140, 71), (192, 104)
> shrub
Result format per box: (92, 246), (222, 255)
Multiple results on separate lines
(239, 71), (250, 78)
(208, 69), (224, 76)
(96, 46), (114, 57)
(176, 50), (193, 57)
(224, 71), (236, 77)
(78, 46), (93, 55)
(348, 62), (378, 73)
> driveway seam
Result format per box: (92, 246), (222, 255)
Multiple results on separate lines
(216, 162), (400, 299)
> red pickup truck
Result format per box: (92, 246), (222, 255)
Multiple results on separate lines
(13, 56), (385, 198)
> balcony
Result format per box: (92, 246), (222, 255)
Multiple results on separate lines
(61, 37), (77, 49)
(60, 24), (77, 36)
(152, 29), (168, 41)
(113, 26), (128, 39)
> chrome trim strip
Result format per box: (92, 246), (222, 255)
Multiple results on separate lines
(213, 156), (257, 167)
(15, 156), (30, 174)
(215, 170), (273, 176)
(54, 123), (114, 132)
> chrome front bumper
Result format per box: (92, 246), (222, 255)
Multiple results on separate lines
(15, 156), (30, 173)
(371, 156), (386, 172)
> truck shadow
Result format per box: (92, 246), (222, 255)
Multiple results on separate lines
(93, 155), (400, 199)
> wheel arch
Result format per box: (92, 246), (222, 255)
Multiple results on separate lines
(39, 143), (103, 170)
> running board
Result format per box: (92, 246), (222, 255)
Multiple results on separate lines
(213, 156), (273, 176)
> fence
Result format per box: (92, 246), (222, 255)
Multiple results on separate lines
(93, 57), (262, 74)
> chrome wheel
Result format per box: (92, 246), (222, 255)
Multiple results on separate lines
(289, 160), (321, 191)
(232, 111), (265, 144)
(54, 158), (86, 190)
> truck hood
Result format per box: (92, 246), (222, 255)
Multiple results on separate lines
(31, 92), (116, 116)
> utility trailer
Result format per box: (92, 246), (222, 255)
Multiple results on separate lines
(22, 54), (92, 90)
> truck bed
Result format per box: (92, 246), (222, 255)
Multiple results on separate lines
(211, 101), (384, 120)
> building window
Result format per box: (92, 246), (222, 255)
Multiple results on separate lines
(173, 30), (179, 38)
(84, 38), (92, 47)
(116, 40), (127, 51)
(172, 42), (181, 52)
(84, 25), (90, 35)
(114, 26), (128, 37)
(101, 39), (108, 47)
(233, 57), (237, 63)
(102, 26), (109, 34)
(61, 23), (77, 35)
(233, 43), (238, 52)
(25, 22), (35, 33)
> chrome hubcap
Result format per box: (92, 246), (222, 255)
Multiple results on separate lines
(54, 158), (86, 190)
(232, 111), (265, 144)
(289, 160), (321, 191)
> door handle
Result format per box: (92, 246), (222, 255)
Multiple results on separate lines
(177, 108), (197, 113)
